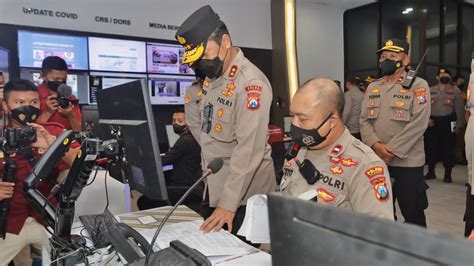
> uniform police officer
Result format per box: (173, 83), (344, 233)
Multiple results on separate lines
(425, 68), (465, 182)
(280, 78), (394, 220)
(360, 39), (431, 227)
(176, 5), (276, 235)
(342, 76), (364, 139)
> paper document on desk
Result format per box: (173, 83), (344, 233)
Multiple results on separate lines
(237, 194), (270, 244)
(140, 220), (253, 257)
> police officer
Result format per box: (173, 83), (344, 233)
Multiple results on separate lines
(360, 39), (431, 227)
(175, 5), (276, 235)
(280, 78), (394, 220)
(464, 56), (474, 240)
(184, 69), (205, 144)
(425, 68), (465, 182)
(342, 76), (364, 139)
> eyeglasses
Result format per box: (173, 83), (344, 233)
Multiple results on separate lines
(201, 103), (213, 134)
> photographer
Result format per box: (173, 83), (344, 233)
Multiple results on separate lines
(0, 79), (78, 265)
(36, 56), (82, 131)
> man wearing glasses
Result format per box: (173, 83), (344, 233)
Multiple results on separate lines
(176, 5), (276, 236)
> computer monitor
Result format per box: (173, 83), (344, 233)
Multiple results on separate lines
(88, 37), (146, 73)
(88, 72), (147, 104)
(17, 30), (89, 70)
(0, 47), (9, 81)
(148, 74), (195, 105)
(268, 193), (474, 266)
(96, 80), (167, 201)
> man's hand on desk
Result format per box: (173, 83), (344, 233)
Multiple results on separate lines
(200, 207), (235, 233)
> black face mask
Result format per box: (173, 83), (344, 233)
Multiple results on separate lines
(440, 77), (451, 84)
(290, 114), (332, 148)
(10, 105), (41, 125)
(173, 123), (187, 135)
(46, 80), (65, 91)
(196, 43), (229, 79)
(379, 59), (403, 76)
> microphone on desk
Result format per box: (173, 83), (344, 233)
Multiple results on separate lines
(143, 158), (224, 266)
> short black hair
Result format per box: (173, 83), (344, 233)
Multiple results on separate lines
(42, 56), (68, 73)
(453, 75), (465, 82)
(174, 107), (185, 114)
(208, 22), (229, 44)
(4, 79), (38, 101)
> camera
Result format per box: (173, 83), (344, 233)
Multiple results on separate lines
(57, 96), (72, 109)
(3, 127), (37, 150)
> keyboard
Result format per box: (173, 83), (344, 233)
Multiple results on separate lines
(79, 210), (117, 249)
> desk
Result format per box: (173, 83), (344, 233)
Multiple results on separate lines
(43, 206), (271, 265)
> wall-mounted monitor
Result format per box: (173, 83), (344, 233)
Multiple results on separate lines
(146, 42), (194, 75)
(20, 69), (89, 104)
(148, 74), (195, 105)
(88, 72), (147, 104)
(18, 30), (88, 70)
(0, 47), (9, 81)
(88, 37), (146, 73)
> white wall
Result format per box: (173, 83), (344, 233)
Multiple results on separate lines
(0, 0), (272, 49)
(296, 0), (344, 84)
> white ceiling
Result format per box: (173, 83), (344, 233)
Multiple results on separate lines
(466, 0), (474, 4)
(305, 0), (376, 10)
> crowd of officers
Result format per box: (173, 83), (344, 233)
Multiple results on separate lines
(174, 5), (474, 243)
(0, 4), (473, 264)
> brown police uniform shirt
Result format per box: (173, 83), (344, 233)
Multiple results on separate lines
(429, 84), (465, 127)
(280, 129), (394, 220)
(199, 48), (276, 212)
(185, 81), (203, 144)
(342, 88), (364, 134)
(360, 74), (431, 167)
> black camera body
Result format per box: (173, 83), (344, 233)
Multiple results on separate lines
(57, 96), (72, 109)
(4, 127), (37, 151)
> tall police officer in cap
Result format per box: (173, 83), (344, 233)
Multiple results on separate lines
(342, 76), (364, 140)
(175, 5), (276, 235)
(424, 68), (465, 183)
(360, 39), (431, 227)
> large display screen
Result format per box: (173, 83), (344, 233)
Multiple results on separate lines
(88, 37), (146, 73)
(0, 48), (9, 81)
(19, 69), (90, 104)
(148, 74), (195, 105)
(18, 31), (88, 70)
(88, 72), (146, 104)
(146, 43), (194, 75)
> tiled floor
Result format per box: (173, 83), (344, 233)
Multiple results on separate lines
(394, 164), (469, 237)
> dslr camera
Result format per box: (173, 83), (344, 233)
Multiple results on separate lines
(2, 127), (37, 151)
(56, 96), (72, 109)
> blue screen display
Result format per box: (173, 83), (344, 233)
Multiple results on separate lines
(18, 30), (88, 70)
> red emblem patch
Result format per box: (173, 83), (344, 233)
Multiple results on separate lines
(329, 156), (341, 164)
(317, 188), (336, 203)
(365, 166), (384, 179)
(330, 165), (344, 175)
(246, 93), (260, 110)
(341, 158), (358, 167)
(245, 85), (262, 92)
(228, 65), (238, 78)
(331, 144), (343, 156)
(371, 176), (389, 202)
